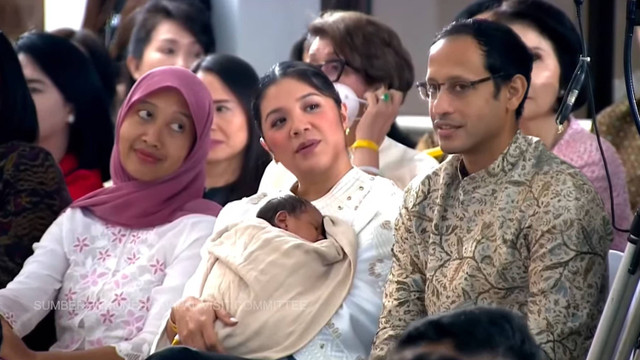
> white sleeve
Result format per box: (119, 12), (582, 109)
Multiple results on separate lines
(379, 138), (438, 189)
(115, 218), (214, 360)
(0, 211), (71, 336)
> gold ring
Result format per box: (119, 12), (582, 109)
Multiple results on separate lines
(380, 93), (390, 102)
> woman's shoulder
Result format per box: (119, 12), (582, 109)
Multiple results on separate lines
(0, 141), (57, 167)
(213, 192), (275, 232)
(555, 120), (622, 169)
(0, 142), (68, 200)
(168, 213), (217, 231)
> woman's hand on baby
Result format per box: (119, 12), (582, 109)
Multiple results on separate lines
(171, 296), (238, 353)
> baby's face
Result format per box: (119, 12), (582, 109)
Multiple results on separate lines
(286, 207), (325, 243)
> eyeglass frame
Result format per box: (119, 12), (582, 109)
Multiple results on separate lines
(415, 73), (507, 102)
(311, 58), (359, 82)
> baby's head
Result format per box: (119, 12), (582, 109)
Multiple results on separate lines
(256, 195), (325, 242)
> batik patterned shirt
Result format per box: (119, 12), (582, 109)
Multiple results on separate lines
(371, 132), (612, 360)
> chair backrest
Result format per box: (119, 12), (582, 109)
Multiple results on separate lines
(608, 250), (624, 290)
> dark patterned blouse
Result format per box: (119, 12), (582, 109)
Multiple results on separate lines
(0, 141), (71, 288)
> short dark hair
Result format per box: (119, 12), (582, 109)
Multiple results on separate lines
(0, 31), (38, 145)
(252, 61), (342, 134)
(453, 0), (504, 21)
(256, 195), (315, 227)
(492, 0), (587, 110)
(393, 307), (541, 360)
(192, 54), (271, 204)
(128, 0), (215, 61)
(52, 28), (119, 110)
(433, 19), (533, 120)
(17, 32), (114, 181)
(308, 11), (414, 98)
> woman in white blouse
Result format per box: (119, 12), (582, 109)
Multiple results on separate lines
(259, 11), (439, 193)
(149, 61), (403, 360)
(0, 66), (222, 360)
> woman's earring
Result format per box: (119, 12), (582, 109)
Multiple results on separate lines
(67, 114), (75, 124)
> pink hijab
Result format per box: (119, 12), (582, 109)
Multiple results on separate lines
(72, 66), (221, 229)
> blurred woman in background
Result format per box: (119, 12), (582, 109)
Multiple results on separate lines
(17, 32), (114, 200)
(0, 31), (70, 289)
(193, 54), (270, 206)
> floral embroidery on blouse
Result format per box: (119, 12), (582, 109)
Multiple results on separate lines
(0, 209), (215, 360)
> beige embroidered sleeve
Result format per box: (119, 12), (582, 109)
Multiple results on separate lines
(525, 173), (611, 360)
(370, 182), (428, 360)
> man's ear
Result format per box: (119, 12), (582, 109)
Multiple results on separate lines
(260, 137), (277, 163)
(274, 210), (289, 229)
(505, 74), (528, 113)
(126, 55), (142, 80)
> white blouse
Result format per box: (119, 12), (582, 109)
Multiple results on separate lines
(158, 168), (403, 360)
(258, 137), (438, 192)
(0, 208), (216, 360)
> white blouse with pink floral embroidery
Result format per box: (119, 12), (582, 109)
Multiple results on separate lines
(0, 208), (216, 360)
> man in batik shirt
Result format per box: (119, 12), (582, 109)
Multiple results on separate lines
(371, 19), (611, 360)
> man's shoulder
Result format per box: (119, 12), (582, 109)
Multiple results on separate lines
(525, 144), (603, 205)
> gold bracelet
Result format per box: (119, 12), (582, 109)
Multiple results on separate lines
(351, 139), (379, 152)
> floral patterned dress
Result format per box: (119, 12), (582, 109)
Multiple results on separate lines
(0, 208), (216, 360)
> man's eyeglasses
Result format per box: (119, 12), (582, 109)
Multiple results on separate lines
(311, 59), (352, 82)
(415, 73), (505, 101)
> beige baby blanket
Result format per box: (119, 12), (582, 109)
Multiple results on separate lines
(199, 215), (358, 359)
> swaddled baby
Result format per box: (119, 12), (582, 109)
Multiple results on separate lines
(198, 195), (358, 359)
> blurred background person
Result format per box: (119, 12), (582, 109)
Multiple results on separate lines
(17, 32), (114, 200)
(51, 28), (119, 118)
(391, 307), (541, 360)
(124, 0), (214, 91)
(491, 0), (631, 251)
(193, 54), (271, 206)
(0, 30), (70, 289)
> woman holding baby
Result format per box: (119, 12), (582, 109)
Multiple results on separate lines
(150, 61), (403, 360)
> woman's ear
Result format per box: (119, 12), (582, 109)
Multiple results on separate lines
(260, 137), (277, 163)
(339, 103), (349, 130)
(126, 55), (142, 80)
(274, 210), (289, 229)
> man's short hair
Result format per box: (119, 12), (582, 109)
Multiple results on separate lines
(433, 19), (533, 120)
(393, 307), (541, 360)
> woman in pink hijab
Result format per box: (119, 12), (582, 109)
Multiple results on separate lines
(0, 66), (221, 360)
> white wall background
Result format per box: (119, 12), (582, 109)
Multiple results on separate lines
(42, 0), (633, 113)
(44, 0), (86, 31)
(212, 0), (320, 75)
